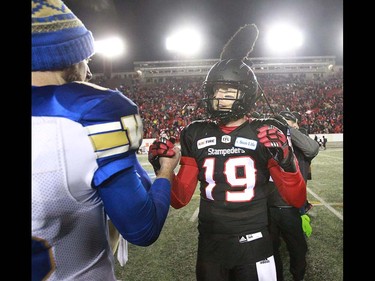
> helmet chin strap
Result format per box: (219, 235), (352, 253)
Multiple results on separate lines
(213, 108), (246, 125)
(215, 112), (247, 125)
(207, 94), (248, 124)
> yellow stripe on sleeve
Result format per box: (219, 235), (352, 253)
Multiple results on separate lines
(90, 131), (129, 151)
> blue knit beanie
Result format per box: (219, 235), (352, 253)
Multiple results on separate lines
(32, 0), (95, 71)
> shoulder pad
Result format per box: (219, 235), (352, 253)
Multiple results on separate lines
(298, 127), (309, 136)
(59, 81), (119, 97)
(184, 119), (211, 129)
(250, 117), (288, 135)
(73, 81), (110, 91)
(184, 120), (209, 131)
(190, 119), (207, 125)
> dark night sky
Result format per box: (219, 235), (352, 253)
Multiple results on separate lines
(64, 0), (343, 73)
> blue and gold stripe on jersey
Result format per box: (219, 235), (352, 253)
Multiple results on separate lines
(86, 121), (131, 159)
(86, 113), (144, 160)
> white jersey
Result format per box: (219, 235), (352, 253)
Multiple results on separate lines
(32, 82), (143, 280)
(32, 116), (116, 281)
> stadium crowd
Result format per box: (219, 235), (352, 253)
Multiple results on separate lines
(91, 71), (343, 140)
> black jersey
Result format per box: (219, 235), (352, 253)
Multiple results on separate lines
(180, 118), (286, 235)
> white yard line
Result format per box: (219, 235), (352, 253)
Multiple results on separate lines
(188, 189), (343, 223)
(189, 207), (200, 222)
(316, 153), (343, 161)
(307, 187), (343, 221)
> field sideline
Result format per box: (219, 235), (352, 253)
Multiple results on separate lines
(114, 145), (343, 281)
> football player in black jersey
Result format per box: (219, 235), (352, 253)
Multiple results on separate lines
(160, 24), (306, 281)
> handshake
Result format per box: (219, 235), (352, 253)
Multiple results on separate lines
(148, 137), (177, 174)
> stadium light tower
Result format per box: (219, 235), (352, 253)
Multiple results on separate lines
(94, 36), (125, 78)
(166, 27), (202, 58)
(265, 22), (303, 56)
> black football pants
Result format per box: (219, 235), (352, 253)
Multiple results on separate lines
(268, 206), (308, 281)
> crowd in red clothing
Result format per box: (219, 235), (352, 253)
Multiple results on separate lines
(254, 73), (343, 135)
(92, 72), (343, 140)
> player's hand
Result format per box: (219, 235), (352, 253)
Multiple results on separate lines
(148, 137), (176, 173)
(257, 125), (294, 171)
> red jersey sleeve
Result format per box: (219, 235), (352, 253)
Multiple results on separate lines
(268, 157), (306, 208)
(170, 156), (199, 209)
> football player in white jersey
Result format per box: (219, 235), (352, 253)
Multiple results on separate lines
(32, 1), (180, 280)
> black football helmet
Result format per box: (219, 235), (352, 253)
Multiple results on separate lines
(202, 59), (259, 123)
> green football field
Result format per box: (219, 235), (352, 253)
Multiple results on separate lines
(114, 146), (343, 281)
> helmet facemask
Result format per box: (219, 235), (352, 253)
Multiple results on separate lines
(203, 82), (249, 124)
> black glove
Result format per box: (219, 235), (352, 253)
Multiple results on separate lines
(257, 125), (296, 172)
(148, 137), (176, 173)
